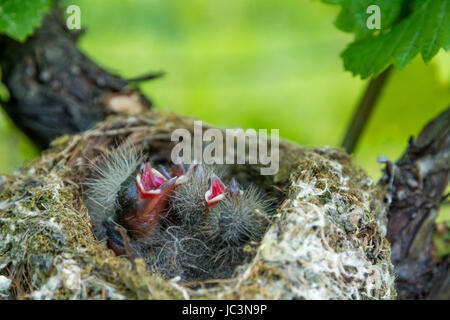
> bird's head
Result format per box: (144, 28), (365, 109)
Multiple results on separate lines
(125, 163), (177, 237)
(126, 161), (200, 237)
(206, 177), (268, 246)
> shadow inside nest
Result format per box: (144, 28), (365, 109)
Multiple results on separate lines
(79, 118), (286, 285)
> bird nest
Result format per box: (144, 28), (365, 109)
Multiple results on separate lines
(0, 110), (396, 299)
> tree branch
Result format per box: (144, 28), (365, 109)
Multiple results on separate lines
(380, 107), (449, 299)
(342, 66), (393, 153)
(0, 8), (154, 149)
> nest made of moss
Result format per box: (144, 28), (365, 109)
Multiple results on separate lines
(0, 110), (396, 299)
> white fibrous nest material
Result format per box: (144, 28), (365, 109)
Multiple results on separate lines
(0, 112), (396, 300)
(244, 150), (395, 299)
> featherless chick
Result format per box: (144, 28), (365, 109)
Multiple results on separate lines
(84, 146), (273, 281)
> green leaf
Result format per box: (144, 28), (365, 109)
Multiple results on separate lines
(0, 0), (53, 42)
(333, 0), (404, 39)
(342, 0), (450, 78)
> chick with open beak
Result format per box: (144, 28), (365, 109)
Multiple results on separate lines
(169, 164), (227, 226)
(169, 165), (271, 274)
(124, 163), (177, 238)
(205, 174), (226, 208)
(207, 178), (269, 249)
(85, 148), (192, 256)
(85, 148), (273, 281)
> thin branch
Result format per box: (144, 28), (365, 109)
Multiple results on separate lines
(341, 66), (393, 153)
(126, 71), (165, 83)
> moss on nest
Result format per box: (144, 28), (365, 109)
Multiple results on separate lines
(0, 110), (396, 299)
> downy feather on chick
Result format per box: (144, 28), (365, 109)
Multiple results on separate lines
(84, 146), (143, 240)
(83, 147), (274, 282)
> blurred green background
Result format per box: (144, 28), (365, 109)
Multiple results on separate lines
(0, 0), (449, 224)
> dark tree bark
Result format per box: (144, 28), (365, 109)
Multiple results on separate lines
(380, 107), (449, 300)
(0, 8), (154, 149)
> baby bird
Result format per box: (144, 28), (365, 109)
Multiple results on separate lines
(85, 148), (189, 254)
(84, 147), (272, 281)
(171, 169), (269, 245)
(208, 178), (269, 246)
(167, 165), (271, 278)
(170, 164), (227, 226)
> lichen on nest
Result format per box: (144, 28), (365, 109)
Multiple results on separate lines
(0, 110), (396, 299)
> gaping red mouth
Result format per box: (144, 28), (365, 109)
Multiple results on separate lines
(136, 163), (169, 197)
(137, 161), (230, 210)
(205, 174), (226, 208)
(129, 163), (178, 237)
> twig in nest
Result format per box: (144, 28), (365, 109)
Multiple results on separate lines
(320, 227), (335, 252)
(279, 199), (291, 211)
(90, 126), (152, 136)
(273, 185), (288, 194)
(181, 276), (238, 287)
(254, 208), (273, 225)
(114, 226), (136, 269)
